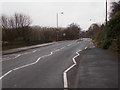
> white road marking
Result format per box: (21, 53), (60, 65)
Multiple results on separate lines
(85, 46), (87, 49)
(32, 50), (37, 53)
(0, 54), (21, 62)
(60, 46), (65, 50)
(1, 41), (74, 62)
(63, 72), (68, 88)
(67, 44), (72, 46)
(1, 50), (39, 62)
(0, 57), (11, 62)
(63, 41), (92, 88)
(52, 49), (60, 52)
(12, 51), (53, 71)
(0, 45), (70, 80)
(63, 49), (82, 88)
(14, 54), (21, 59)
(0, 52), (53, 79)
(0, 42), (74, 79)
(0, 70), (12, 80)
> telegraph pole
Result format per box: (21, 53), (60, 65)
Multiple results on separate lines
(56, 12), (63, 28)
(56, 12), (63, 41)
(57, 13), (58, 28)
(105, 0), (107, 24)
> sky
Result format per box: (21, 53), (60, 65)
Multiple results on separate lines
(1, 0), (116, 30)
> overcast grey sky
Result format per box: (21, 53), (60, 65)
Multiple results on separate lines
(1, 0), (115, 30)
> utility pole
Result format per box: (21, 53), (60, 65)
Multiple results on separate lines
(57, 13), (58, 28)
(56, 12), (63, 41)
(56, 12), (63, 28)
(105, 0), (107, 24)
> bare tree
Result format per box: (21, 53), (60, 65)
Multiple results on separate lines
(1, 13), (32, 29)
(1, 15), (9, 29)
(14, 13), (32, 28)
(9, 17), (15, 29)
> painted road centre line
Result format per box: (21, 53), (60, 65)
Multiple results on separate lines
(0, 44), (71, 80)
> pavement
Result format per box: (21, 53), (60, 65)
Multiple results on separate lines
(74, 47), (119, 88)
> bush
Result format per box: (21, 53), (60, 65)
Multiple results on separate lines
(95, 11), (120, 54)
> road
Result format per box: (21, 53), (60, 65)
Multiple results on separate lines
(1, 39), (91, 88)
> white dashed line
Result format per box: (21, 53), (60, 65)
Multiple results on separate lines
(60, 46), (65, 50)
(14, 54), (21, 59)
(0, 57), (10, 62)
(32, 50), (37, 53)
(85, 46), (87, 49)
(0, 42), (74, 80)
(67, 44), (72, 46)
(1, 54), (21, 62)
(0, 52), (53, 80)
(0, 44), (72, 80)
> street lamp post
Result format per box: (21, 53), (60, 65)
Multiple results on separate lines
(56, 12), (63, 28)
(56, 12), (63, 41)
(105, 0), (108, 24)
(57, 13), (58, 28)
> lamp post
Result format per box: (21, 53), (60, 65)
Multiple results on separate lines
(57, 13), (58, 28)
(56, 12), (63, 28)
(56, 12), (63, 41)
(105, 0), (108, 24)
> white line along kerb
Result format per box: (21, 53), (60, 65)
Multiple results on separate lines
(63, 49), (82, 88)
(63, 41), (90, 88)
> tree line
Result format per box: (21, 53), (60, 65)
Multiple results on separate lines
(1, 13), (81, 50)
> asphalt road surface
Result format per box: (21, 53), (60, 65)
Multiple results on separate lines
(1, 39), (91, 88)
